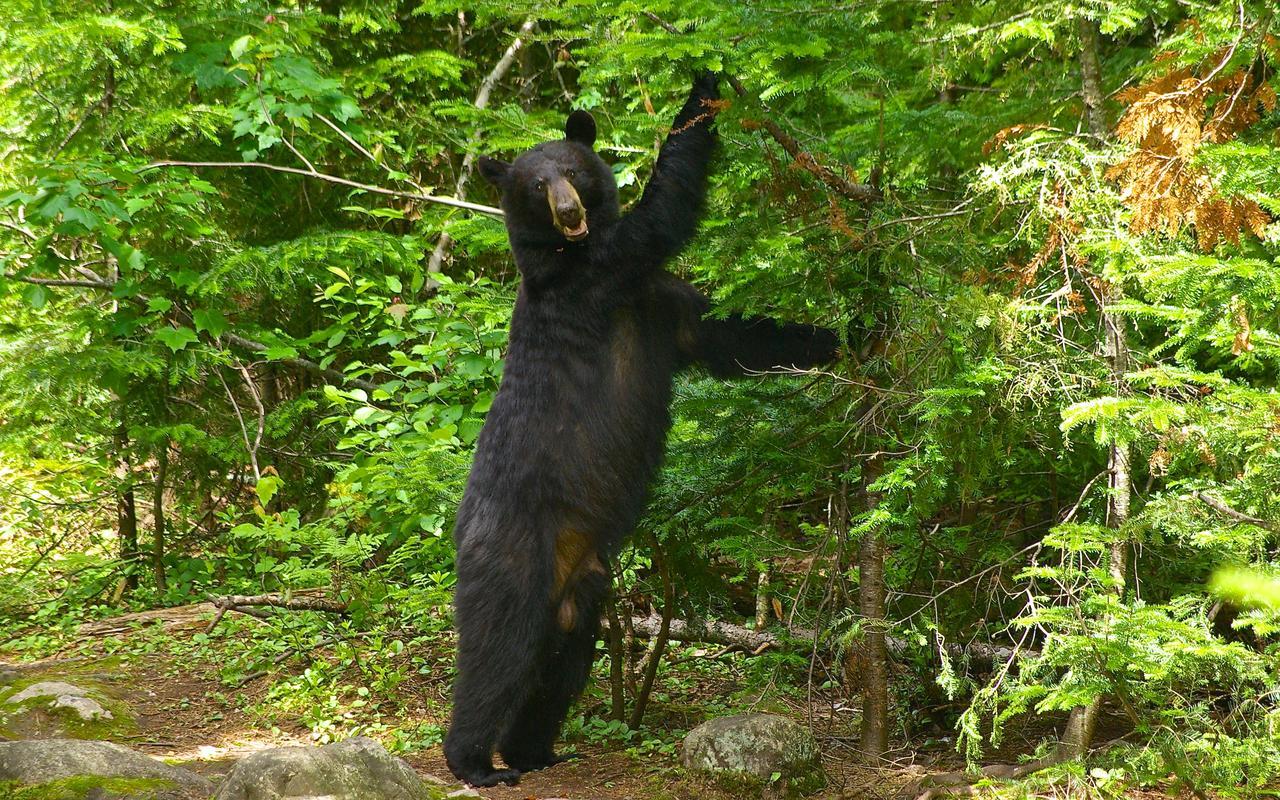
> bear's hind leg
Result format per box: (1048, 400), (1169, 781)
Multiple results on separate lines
(498, 565), (608, 773)
(445, 560), (550, 787)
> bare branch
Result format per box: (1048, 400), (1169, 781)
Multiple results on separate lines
(427, 16), (537, 279)
(140, 160), (503, 217)
(3, 273), (113, 288)
(220, 332), (379, 393)
(212, 593), (348, 614)
(1194, 491), (1280, 534)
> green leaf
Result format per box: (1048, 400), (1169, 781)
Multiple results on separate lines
(229, 35), (253, 60)
(21, 283), (47, 309)
(153, 325), (199, 352)
(193, 308), (229, 337)
(255, 475), (283, 506)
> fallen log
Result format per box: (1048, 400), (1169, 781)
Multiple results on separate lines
(625, 614), (1029, 670)
(210, 593), (347, 613)
(76, 601), (264, 637)
(205, 592), (348, 634)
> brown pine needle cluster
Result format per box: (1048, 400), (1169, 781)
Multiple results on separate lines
(1107, 54), (1274, 251)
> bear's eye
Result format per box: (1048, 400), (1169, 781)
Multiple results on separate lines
(534, 179), (545, 192)
(567, 169), (577, 180)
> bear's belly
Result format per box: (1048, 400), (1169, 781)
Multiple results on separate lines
(459, 299), (680, 548)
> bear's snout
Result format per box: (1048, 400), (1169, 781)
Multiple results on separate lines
(546, 179), (589, 241)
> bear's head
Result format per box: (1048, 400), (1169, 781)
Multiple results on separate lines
(478, 111), (618, 245)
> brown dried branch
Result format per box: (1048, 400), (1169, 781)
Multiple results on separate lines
(641, 12), (882, 204)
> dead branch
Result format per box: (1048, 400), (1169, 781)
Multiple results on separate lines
(1194, 491), (1280, 534)
(426, 17), (537, 280)
(211, 593), (348, 614)
(625, 614), (1029, 669)
(77, 601), (262, 637)
(629, 533), (674, 727)
(220, 332), (379, 393)
(140, 160), (502, 217)
(641, 11), (882, 205)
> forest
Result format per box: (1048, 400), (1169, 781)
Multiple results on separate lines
(2, 1), (1279, 798)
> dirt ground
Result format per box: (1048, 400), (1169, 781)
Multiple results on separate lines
(0, 613), (1163, 800)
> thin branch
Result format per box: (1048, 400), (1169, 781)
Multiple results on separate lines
(233, 359), (267, 480)
(315, 113), (431, 196)
(3, 273), (113, 288)
(220, 332), (379, 393)
(53, 95), (110, 156)
(642, 12), (880, 204)
(217, 367), (260, 482)
(1194, 491), (1280, 534)
(139, 160), (503, 217)
(427, 16), (537, 278)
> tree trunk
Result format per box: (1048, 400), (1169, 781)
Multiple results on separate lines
(605, 591), (627, 722)
(114, 418), (138, 593)
(152, 438), (168, 592)
(1060, 21), (1127, 755)
(1078, 17), (1108, 138)
(754, 566), (770, 629)
(850, 458), (889, 762)
(858, 524), (889, 760)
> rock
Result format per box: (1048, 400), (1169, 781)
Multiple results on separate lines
(0, 679), (133, 740)
(7, 682), (114, 721)
(0, 738), (214, 798)
(212, 736), (446, 800)
(681, 713), (825, 795)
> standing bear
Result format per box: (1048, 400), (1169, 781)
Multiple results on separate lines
(444, 73), (840, 787)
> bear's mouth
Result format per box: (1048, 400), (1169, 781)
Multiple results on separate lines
(559, 218), (589, 241)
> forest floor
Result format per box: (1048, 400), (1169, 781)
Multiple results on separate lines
(0, 607), (1160, 799)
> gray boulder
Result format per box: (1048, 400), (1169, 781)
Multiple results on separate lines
(0, 678), (134, 740)
(681, 713), (825, 795)
(7, 681), (114, 721)
(0, 738), (214, 798)
(212, 736), (446, 800)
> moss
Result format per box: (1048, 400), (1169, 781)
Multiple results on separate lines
(0, 678), (137, 741)
(684, 762), (826, 798)
(0, 776), (178, 799)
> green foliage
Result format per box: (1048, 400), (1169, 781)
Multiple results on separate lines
(2, 1), (1279, 795)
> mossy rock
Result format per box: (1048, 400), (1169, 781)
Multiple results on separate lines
(681, 713), (826, 797)
(212, 736), (450, 800)
(0, 679), (136, 741)
(0, 739), (213, 799)
(0, 775), (193, 799)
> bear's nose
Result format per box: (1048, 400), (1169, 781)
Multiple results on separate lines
(555, 202), (582, 225)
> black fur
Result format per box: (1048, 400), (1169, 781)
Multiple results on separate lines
(443, 73), (839, 788)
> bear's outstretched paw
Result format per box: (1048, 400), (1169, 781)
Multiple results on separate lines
(692, 70), (721, 100)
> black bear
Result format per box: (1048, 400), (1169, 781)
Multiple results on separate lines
(443, 73), (839, 787)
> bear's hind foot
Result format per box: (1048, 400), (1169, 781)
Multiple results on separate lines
(460, 766), (521, 788)
(501, 749), (578, 774)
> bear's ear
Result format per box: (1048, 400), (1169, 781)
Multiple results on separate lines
(565, 110), (596, 148)
(476, 156), (511, 186)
